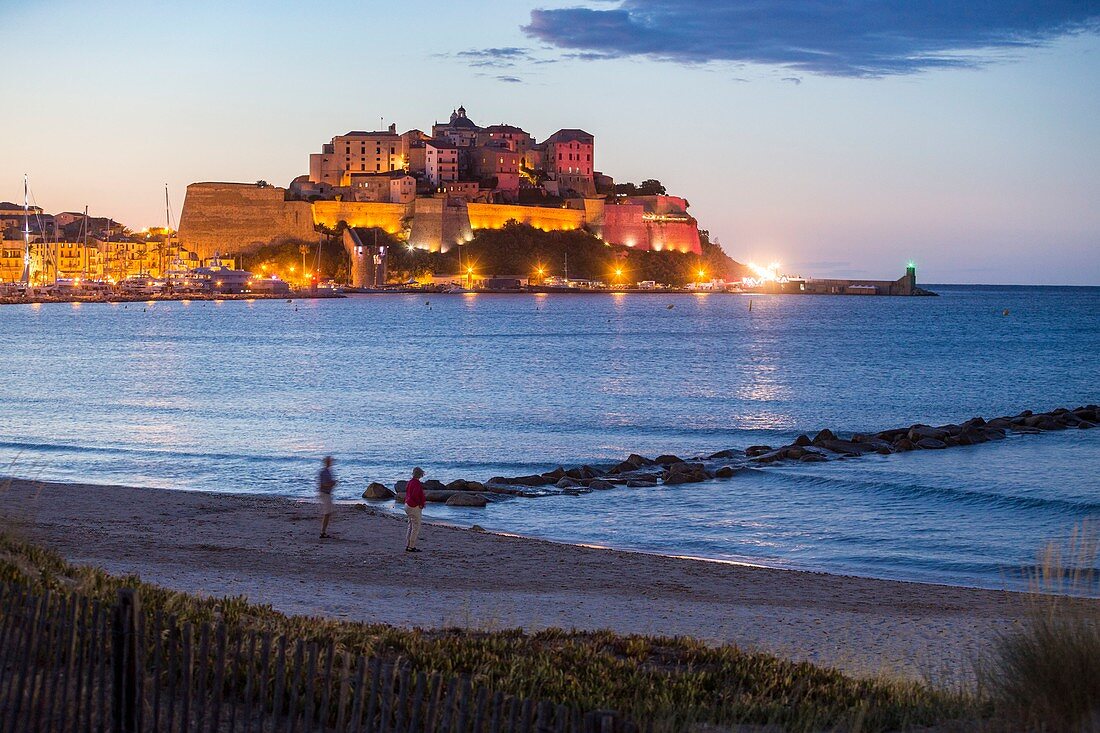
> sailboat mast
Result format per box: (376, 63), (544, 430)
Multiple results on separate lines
(83, 205), (89, 280)
(163, 183), (170, 283)
(21, 174), (30, 285)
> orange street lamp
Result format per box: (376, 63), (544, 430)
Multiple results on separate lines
(697, 268), (707, 280)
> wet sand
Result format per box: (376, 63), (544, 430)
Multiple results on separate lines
(0, 478), (1048, 684)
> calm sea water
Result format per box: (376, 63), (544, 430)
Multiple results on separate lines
(1, 286), (1097, 590)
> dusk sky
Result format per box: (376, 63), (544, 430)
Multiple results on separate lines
(3, 0), (1098, 285)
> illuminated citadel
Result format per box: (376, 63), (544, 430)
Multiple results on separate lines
(177, 106), (703, 261)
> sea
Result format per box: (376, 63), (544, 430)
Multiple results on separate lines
(1, 285), (1097, 592)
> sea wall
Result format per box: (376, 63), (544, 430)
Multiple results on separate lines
(177, 183), (314, 260)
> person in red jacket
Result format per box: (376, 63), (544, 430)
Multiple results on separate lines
(404, 467), (426, 552)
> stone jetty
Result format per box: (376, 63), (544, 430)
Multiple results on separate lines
(361, 405), (1097, 506)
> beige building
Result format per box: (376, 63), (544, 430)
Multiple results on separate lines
(431, 106), (480, 149)
(309, 125), (408, 186)
(346, 172), (417, 204)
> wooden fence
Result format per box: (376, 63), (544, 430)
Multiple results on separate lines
(0, 583), (635, 733)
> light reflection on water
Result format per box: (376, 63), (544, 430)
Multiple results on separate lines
(0, 285), (1097, 590)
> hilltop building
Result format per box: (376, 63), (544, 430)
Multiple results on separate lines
(176, 106), (703, 261)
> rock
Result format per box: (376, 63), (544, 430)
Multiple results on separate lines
(362, 483), (395, 500)
(608, 460), (637, 474)
(713, 466), (739, 478)
(815, 439), (874, 456)
(354, 503), (368, 512)
(423, 479), (447, 491)
(446, 493), (487, 508)
(626, 453), (654, 466)
(626, 479), (658, 488)
(876, 428), (909, 441)
(1037, 419), (1066, 431)
(893, 438), (915, 452)
(916, 438), (947, 450)
(465, 481), (485, 491)
(750, 449), (787, 464)
(791, 434), (811, 447)
(663, 462), (709, 483)
(394, 480), (408, 493)
(446, 479), (468, 491)
(564, 467), (585, 479)
(908, 425), (948, 442)
(509, 474), (552, 486)
(799, 454), (827, 462)
(424, 490), (457, 503)
(589, 479), (614, 490)
(470, 525), (485, 532)
(811, 429), (837, 444)
(744, 445), (773, 457)
(784, 447), (807, 460)
(1012, 427), (1042, 434)
(654, 454), (684, 465)
(852, 434), (893, 451)
(555, 477), (580, 488)
(875, 446), (893, 455)
(542, 466), (567, 481)
(1080, 422), (1096, 429)
(708, 449), (740, 459)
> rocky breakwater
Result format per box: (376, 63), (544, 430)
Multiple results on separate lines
(358, 405), (1097, 505)
(742, 405), (1097, 467)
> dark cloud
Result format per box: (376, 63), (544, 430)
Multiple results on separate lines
(496, 76), (523, 83)
(523, 1), (1100, 77)
(781, 77), (802, 85)
(455, 47), (532, 62)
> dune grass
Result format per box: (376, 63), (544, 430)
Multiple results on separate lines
(0, 531), (977, 733)
(977, 524), (1100, 732)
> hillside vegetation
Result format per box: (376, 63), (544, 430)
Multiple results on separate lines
(387, 222), (747, 286)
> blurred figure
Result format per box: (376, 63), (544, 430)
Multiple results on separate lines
(404, 467), (426, 552)
(318, 456), (337, 538)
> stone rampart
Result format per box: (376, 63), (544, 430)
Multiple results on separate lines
(312, 201), (409, 235)
(177, 183), (314, 260)
(466, 203), (585, 233)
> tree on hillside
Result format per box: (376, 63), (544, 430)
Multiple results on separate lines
(614, 179), (668, 197)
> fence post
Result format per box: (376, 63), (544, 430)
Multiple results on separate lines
(111, 588), (141, 733)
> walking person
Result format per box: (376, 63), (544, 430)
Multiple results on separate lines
(404, 467), (426, 552)
(318, 456), (337, 539)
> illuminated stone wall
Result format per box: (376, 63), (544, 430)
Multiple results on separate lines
(312, 201), (408, 235)
(178, 183), (314, 260)
(178, 183), (703, 260)
(466, 203), (586, 232)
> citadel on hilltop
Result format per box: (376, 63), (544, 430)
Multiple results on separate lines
(177, 106), (704, 261)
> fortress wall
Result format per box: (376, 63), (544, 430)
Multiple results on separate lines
(600, 204), (650, 249)
(312, 201), (409, 235)
(177, 183), (315, 260)
(647, 220), (702, 255)
(466, 203), (585, 233)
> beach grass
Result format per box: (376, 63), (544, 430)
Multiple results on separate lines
(977, 524), (1100, 732)
(0, 530), (976, 732)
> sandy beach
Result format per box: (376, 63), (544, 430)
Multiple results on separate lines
(0, 477), (1047, 684)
